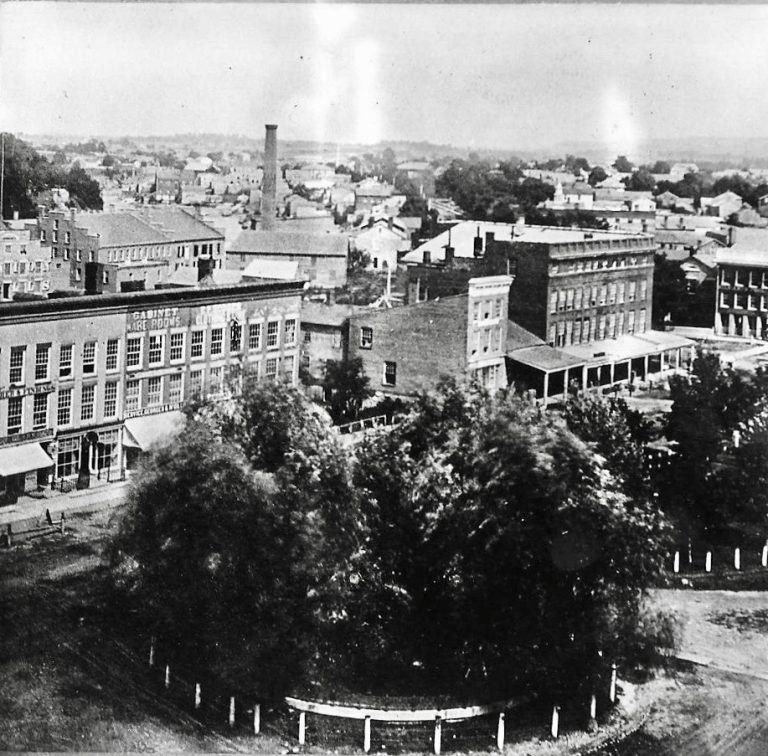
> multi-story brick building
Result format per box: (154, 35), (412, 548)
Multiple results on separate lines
(39, 206), (225, 293)
(299, 303), (354, 382)
(0, 222), (52, 300)
(404, 222), (693, 395)
(715, 246), (768, 338)
(347, 276), (513, 397)
(0, 280), (302, 504)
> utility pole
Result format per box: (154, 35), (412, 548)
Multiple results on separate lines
(0, 132), (5, 221)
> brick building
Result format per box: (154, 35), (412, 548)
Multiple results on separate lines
(228, 230), (348, 288)
(404, 222), (694, 397)
(0, 222), (52, 300)
(715, 246), (768, 338)
(0, 280), (302, 504)
(347, 276), (513, 397)
(39, 206), (225, 294)
(299, 302), (354, 382)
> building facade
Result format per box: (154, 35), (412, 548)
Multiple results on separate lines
(0, 224), (52, 300)
(715, 248), (768, 338)
(39, 206), (225, 293)
(0, 281), (303, 504)
(347, 276), (512, 397)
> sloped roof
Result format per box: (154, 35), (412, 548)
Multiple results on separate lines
(75, 212), (168, 247)
(138, 207), (224, 242)
(230, 230), (348, 257)
(506, 320), (546, 351)
(508, 345), (584, 371)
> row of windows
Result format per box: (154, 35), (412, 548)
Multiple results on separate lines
(470, 325), (504, 356)
(6, 356), (299, 435)
(549, 280), (648, 313)
(2, 260), (49, 275)
(547, 309), (648, 347)
(719, 291), (768, 311)
(549, 253), (651, 275)
(3, 320), (298, 385)
(472, 298), (504, 323)
(125, 319), (296, 368)
(720, 268), (768, 289)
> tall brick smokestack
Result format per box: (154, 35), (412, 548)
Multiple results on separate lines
(261, 124), (278, 231)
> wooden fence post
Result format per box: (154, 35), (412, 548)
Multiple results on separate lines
(60, 513), (65, 534)
(194, 683), (201, 710)
(298, 711), (306, 745)
(253, 703), (261, 735)
(673, 551), (680, 573)
(164, 664), (170, 689)
(609, 663), (617, 703)
(363, 715), (371, 753)
(433, 715), (442, 756)
(550, 705), (560, 739)
(589, 693), (597, 728)
(5, 523), (11, 548)
(762, 544), (767, 568)
(149, 636), (155, 667)
(496, 712), (505, 751)
(229, 696), (235, 727)
(735, 548), (741, 570)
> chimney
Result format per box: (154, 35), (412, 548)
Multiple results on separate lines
(444, 245), (454, 265)
(473, 226), (483, 257)
(262, 124), (278, 231)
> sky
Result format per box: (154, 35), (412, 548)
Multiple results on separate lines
(1, 2), (767, 157)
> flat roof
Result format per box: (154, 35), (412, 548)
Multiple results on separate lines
(0, 279), (305, 322)
(508, 345), (584, 372)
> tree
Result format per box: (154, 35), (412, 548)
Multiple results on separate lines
(652, 252), (690, 328)
(623, 169), (655, 192)
(649, 161), (670, 175)
(565, 155), (591, 174)
(66, 162), (103, 210)
(663, 350), (768, 539)
(613, 155), (634, 173)
(111, 380), (363, 699)
(348, 380), (672, 697)
(323, 357), (372, 423)
(101, 155), (116, 167)
(587, 166), (608, 186)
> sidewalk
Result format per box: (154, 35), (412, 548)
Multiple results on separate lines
(0, 477), (131, 528)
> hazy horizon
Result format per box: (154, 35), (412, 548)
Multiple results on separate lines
(2, 3), (767, 160)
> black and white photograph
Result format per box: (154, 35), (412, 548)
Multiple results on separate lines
(2, 1), (768, 753)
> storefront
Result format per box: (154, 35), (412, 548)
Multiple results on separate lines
(122, 410), (185, 470)
(54, 425), (123, 486)
(0, 440), (54, 505)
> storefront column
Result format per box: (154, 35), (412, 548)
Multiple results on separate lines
(644, 355), (649, 378)
(543, 372), (550, 407)
(609, 361), (615, 385)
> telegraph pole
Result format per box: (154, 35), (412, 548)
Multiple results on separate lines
(0, 132), (5, 221)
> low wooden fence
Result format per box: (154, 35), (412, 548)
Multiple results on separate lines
(4, 511), (66, 547)
(670, 541), (768, 576)
(145, 636), (620, 753)
(337, 415), (391, 435)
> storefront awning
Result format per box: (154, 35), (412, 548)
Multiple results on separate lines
(508, 345), (584, 372)
(123, 411), (185, 450)
(0, 442), (54, 477)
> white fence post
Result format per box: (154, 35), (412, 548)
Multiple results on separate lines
(253, 703), (261, 735)
(706, 551), (712, 573)
(609, 663), (617, 703)
(673, 551), (680, 573)
(433, 715), (442, 756)
(496, 712), (505, 751)
(762, 544), (767, 568)
(194, 683), (201, 710)
(589, 693), (597, 727)
(229, 696), (235, 727)
(550, 705), (560, 739)
(364, 715), (371, 753)
(735, 547), (741, 570)
(164, 664), (170, 689)
(298, 711), (306, 745)
(149, 636), (155, 667)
